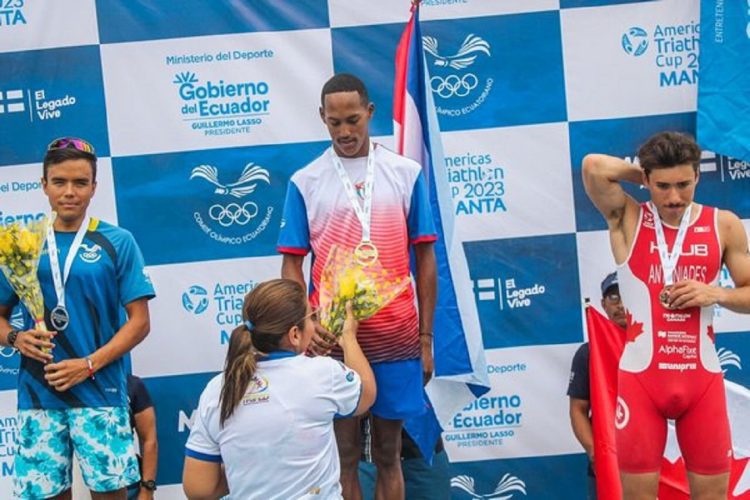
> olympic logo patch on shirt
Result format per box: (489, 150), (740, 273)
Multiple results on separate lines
(242, 375), (270, 405)
(79, 243), (102, 263)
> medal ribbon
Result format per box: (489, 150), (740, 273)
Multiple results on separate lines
(46, 216), (90, 311)
(330, 141), (375, 243)
(649, 202), (692, 287)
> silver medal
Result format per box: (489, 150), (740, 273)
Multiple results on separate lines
(46, 216), (90, 334)
(50, 305), (70, 331)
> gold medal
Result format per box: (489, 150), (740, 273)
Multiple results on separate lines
(659, 286), (672, 309)
(354, 241), (378, 266)
(330, 142), (378, 268)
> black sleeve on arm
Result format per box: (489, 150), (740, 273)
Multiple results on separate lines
(566, 343), (590, 400)
(128, 375), (154, 415)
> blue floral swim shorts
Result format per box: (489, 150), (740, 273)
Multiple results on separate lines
(14, 407), (139, 498)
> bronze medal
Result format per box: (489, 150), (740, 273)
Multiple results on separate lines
(659, 286), (672, 309)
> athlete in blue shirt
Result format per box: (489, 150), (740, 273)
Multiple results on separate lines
(0, 137), (156, 499)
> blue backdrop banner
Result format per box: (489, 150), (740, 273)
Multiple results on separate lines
(697, 0), (750, 163)
(1, 1), (748, 498)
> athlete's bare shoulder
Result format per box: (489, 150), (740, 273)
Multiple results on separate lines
(717, 209), (746, 248)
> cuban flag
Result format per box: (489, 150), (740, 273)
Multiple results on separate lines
(394, 1), (490, 463)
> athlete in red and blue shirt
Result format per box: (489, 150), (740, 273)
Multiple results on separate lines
(583, 131), (750, 499)
(278, 73), (437, 500)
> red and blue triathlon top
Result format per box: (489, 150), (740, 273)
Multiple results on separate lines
(277, 143), (437, 363)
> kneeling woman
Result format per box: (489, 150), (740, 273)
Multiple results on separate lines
(182, 279), (376, 499)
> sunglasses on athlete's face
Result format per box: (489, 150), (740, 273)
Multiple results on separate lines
(47, 137), (96, 155)
(604, 293), (622, 304)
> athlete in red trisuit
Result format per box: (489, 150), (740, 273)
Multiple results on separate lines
(582, 131), (750, 500)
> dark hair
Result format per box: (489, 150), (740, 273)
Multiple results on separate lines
(637, 131), (701, 178)
(320, 73), (369, 107)
(43, 147), (98, 182)
(219, 279), (307, 425)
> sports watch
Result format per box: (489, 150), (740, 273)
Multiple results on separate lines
(141, 479), (157, 491)
(6, 329), (19, 347)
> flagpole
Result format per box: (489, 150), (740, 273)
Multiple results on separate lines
(394, 0), (490, 463)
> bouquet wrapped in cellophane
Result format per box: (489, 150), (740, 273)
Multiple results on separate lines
(0, 215), (53, 335)
(318, 244), (410, 336)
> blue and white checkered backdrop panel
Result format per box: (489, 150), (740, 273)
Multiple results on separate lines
(1, 1), (748, 498)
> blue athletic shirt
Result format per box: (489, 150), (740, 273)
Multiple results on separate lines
(0, 218), (156, 409)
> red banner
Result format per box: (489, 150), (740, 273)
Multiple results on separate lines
(587, 305), (626, 499)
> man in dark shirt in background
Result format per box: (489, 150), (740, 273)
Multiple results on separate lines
(127, 375), (158, 500)
(567, 272), (626, 499)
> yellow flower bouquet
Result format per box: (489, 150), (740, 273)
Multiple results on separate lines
(318, 244), (409, 336)
(0, 215), (52, 334)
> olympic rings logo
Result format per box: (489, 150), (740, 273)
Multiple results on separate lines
(430, 73), (478, 98)
(209, 202), (259, 227)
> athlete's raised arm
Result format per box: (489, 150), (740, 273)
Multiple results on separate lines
(582, 154), (642, 262)
(582, 154), (641, 225)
